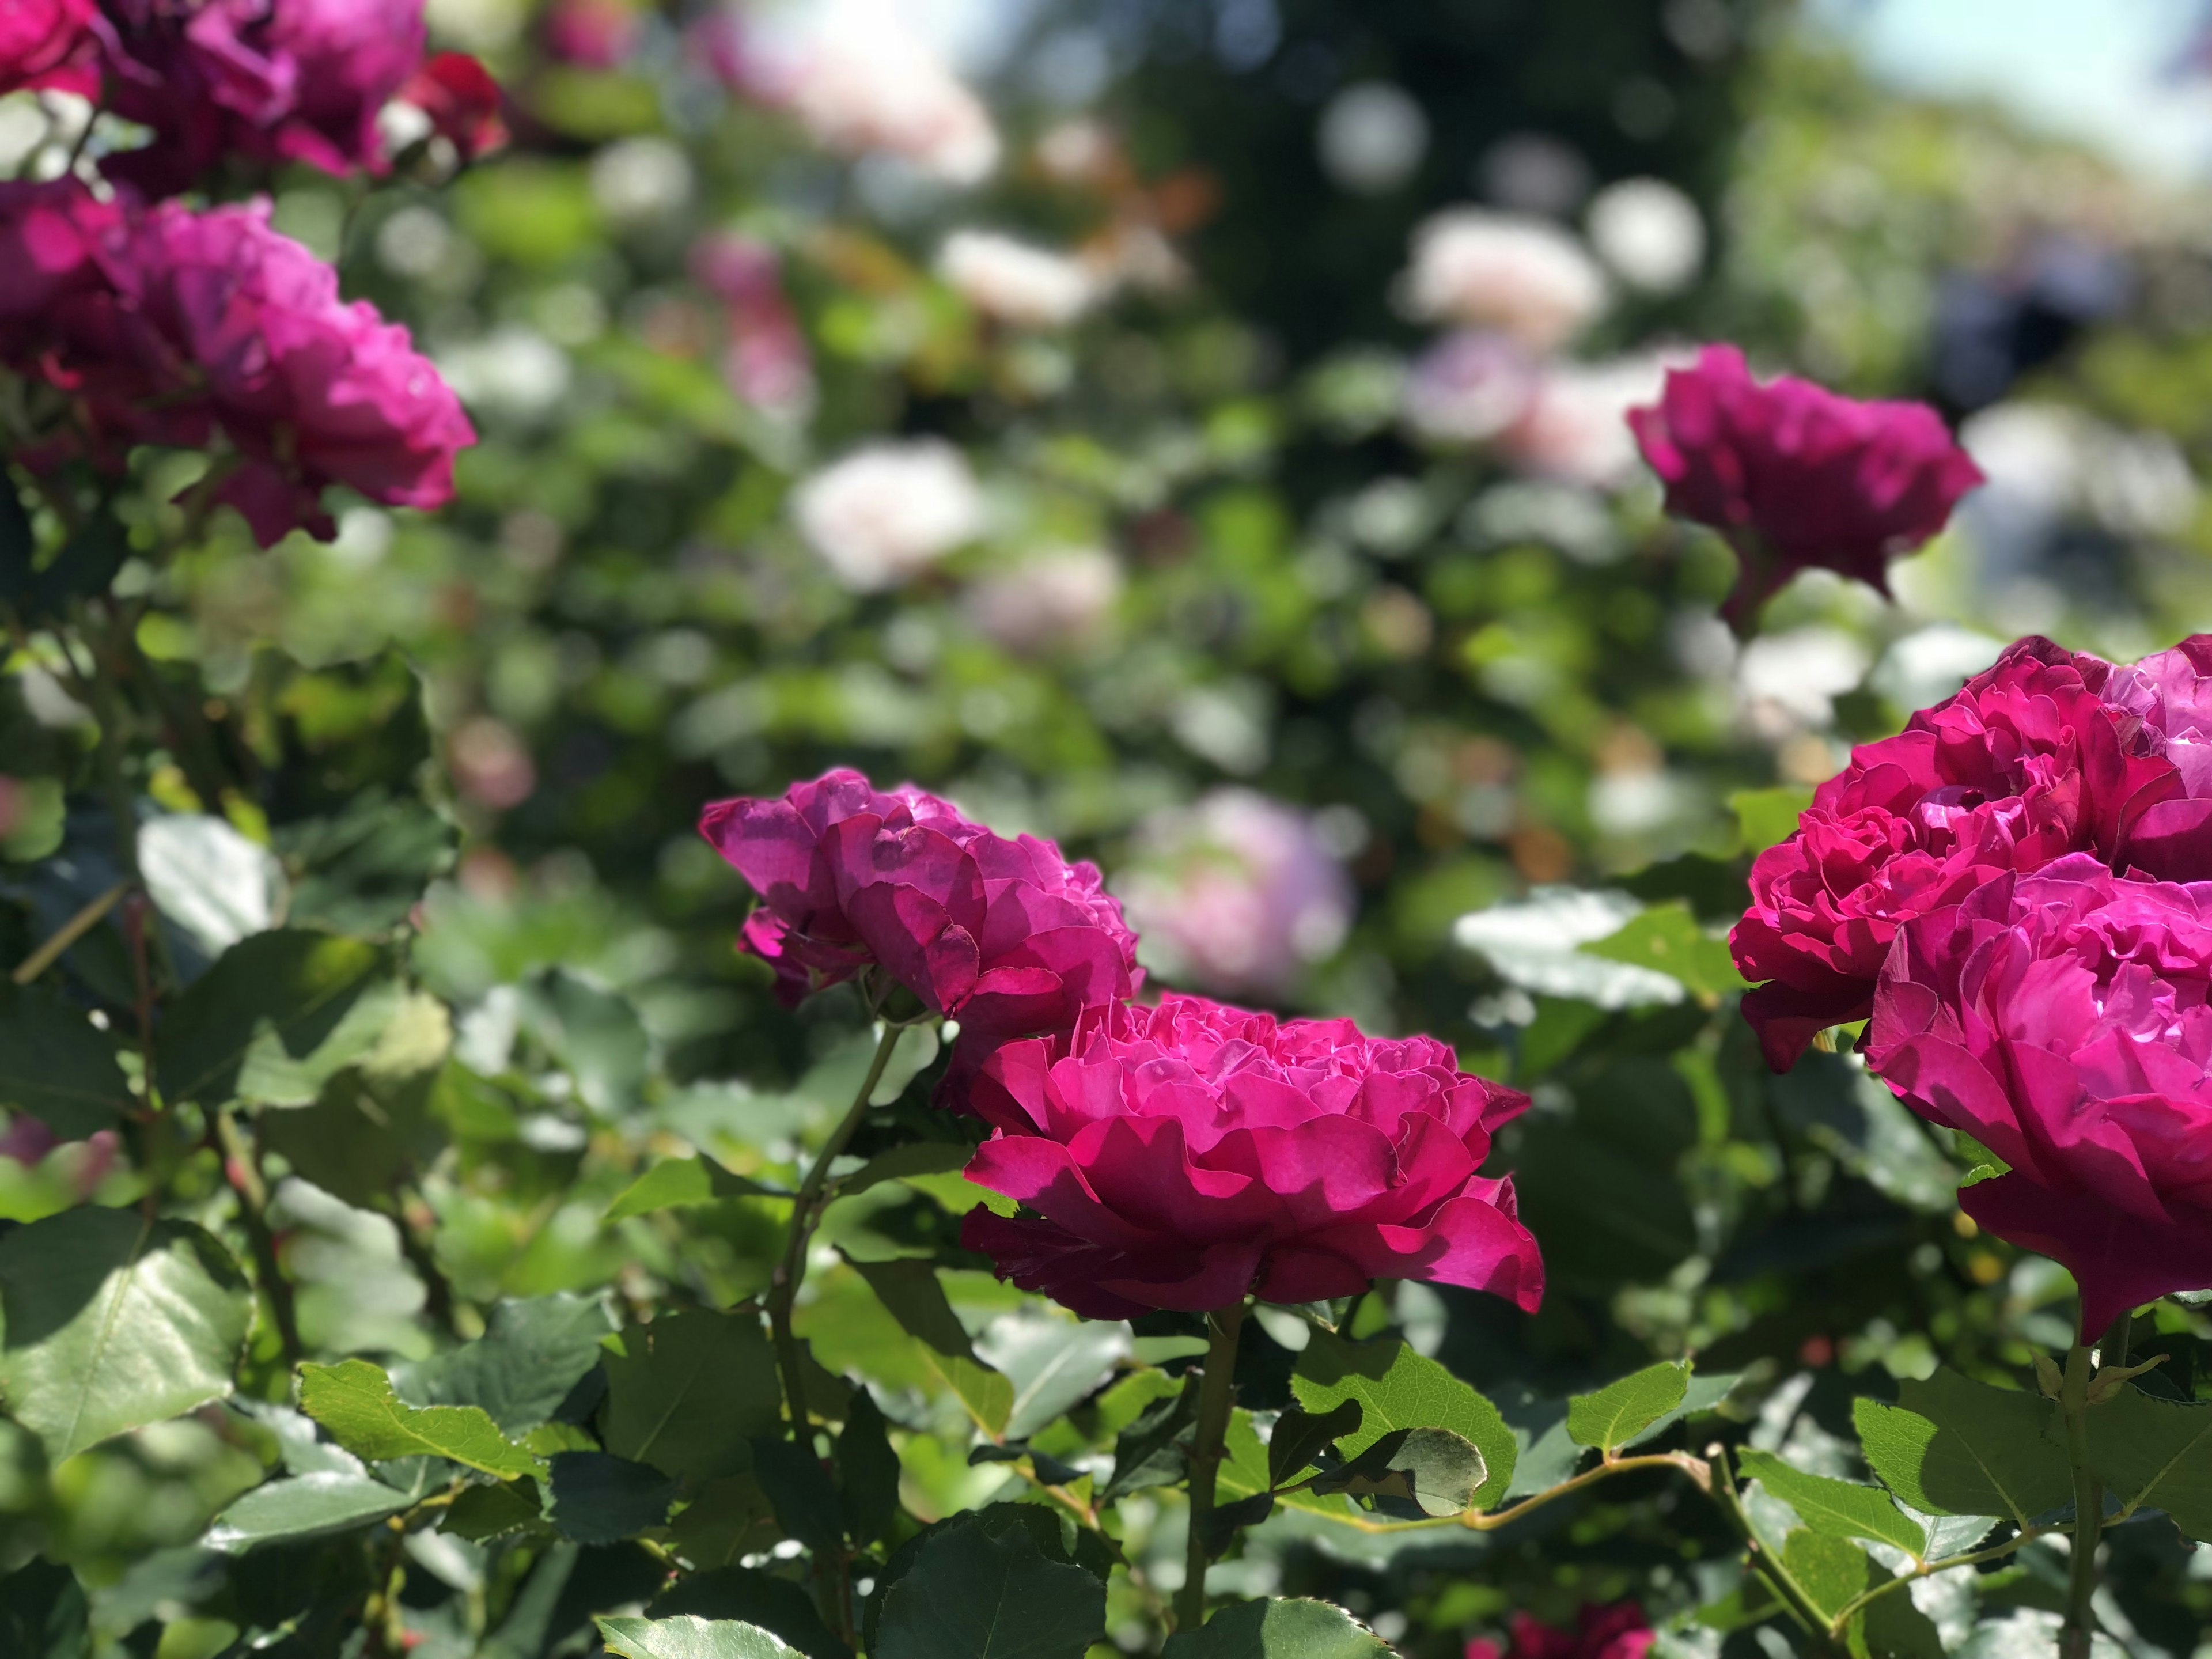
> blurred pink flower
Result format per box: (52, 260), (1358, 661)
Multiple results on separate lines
(1400, 209), (1607, 350)
(1115, 788), (1354, 998)
(963, 547), (1122, 655)
(544, 0), (636, 67)
(0, 0), (94, 93)
(1402, 331), (1539, 446)
(1465, 1603), (1656, 1659)
(690, 231), (812, 413)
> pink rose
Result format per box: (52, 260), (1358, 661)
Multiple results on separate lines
(397, 51), (507, 162)
(1733, 637), (2181, 1070)
(1465, 1604), (1656, 1659)
(699, 770), (1142, 1079)
(98, 0), (426, 192)
(1866, 854), (2212, 1336)
(959, 994), (1543, 1319)
(0, 0), (94, 92)
(1628, 344), (1984, 632)
(2097, 634), (2212, 881)
(0, 183), (475, 546)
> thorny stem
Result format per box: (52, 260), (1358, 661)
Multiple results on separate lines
(1175, 1298), (1248, 1633)
(769, 1020), (902, 1442)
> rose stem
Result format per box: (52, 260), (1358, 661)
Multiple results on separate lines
(1175, 1298), (1249, 1634)
(769, 1020), (902, 1445)
(2059, 1309), (2130, 1659)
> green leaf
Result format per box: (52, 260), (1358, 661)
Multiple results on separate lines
(873, 1508), (1105, 1659)
(1780, 1528), (1874, 1622)
(750, 1434), (845, 1554)
(1268, 1399), (1364, 1488)
(838, 1141), (972, 1197)
(1769, 1053), (1961, 1214)
(0, 1209), (250, 1462)
(1162, 1597), (1393, 1657)
(0, 981), (132, 1139)
(156, 929), (395, 1108)
(982, 1315), (1131, 1441)
(278, 788), (458, 936)
(850, 1255), (978, 1360)
(1291, 1330), (1517, 1510)
(649, 1566), (849, 1659)
(1854, 1369), (2069, 1524)
(919, 1346), (1015, 1437)
(1737, 1448), (1927, 1558)
(1730, 786), (1813, 854)
(601, 1310), (784, 1481)
(1950, 1132), (2010, 1188)
(1584, 903), (1743, 1001)
(522, 969), (649, 1115)
(0, 1559), (87, 1659)
(1310, 1425), (1486, 1517)
(1855, 1582), (1945, 1659)
(669, 1472), (781, 1569)
(406, 1292), (618, 1433)
(444, 1478), (547, 1543)
(2080, 1383), (2212, 1539)
(204, 1470), (412, 1551)
(606, 1156), (789, 1221)
(836, 1388), (902, 1546)
(1101, 1372), (1199, 1501)
(298, 1357), (541, 1480)
(545, 1450), (680, 1544)
(596, 1615), (803, 1659)
(1565, 1361), (1689, 1455)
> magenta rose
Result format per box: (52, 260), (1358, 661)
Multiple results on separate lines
(97, 0), (426, 193)
(1627, 344), (1984, 632)
(699, 770), (1142, 1077)
(0, 183), (475, 546)
(0, 0), (94, 92)
(1866, 854), (2212, 1336)
(957, 993), (1543, 1319)
(1465, 1602), (1656, 1659)
(2097, 634), (2212, 879)
(1733, 637), (2184, 1070)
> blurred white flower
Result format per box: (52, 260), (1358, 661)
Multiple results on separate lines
(744, 0), (999, 186)
(589, 137), (694, 226)
(1115, 788), (1354, 998)
(1585, 176), (1705, 294)
(437, 326), (573, 423)
(1738, 626), (1869, 734)
(1499, 350), (1685, 488)
(964, 547), (1123, 653)
(792, 440), (984, 591)
(1400, 331), (1537, 445)
(1400, 208), (1607, 350)
(937, 230), (1097, 328)
(1316, 81), (1429, 194)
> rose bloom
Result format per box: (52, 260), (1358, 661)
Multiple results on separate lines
(699, 769), (1141, 1080)
(2096, 634), (2212, 876)
(1399, 209), (1607, 351)
(963, 546), (1123, 656)
(99, 0), (427, 192)
(1628, 344), (1984, 632)
(1115, 788), (1354, 999)
(0, 0), (93, 93)
(0, 183), (474, 546)
(1401, 331), (1538, 446)
(1731, 636), (2187, 1071)
(1500, 351), (1682, 490)
(396, 51), (506, 161)
(960, 993), (1544, 1318)
(735, 0), (999, 186)
(1867, 855), (2212, 1336)
(1465, 1604), (1656, 1659)
(937, 230), (1096, 329)
(791, 440), (983, 591)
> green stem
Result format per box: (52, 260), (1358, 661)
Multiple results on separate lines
(768, 1021), (900, 1443)
(1827, 1528), (2051, 1630)
(1175, 1299), (1248, 1634)
(2060, 1314), (2132, 1659)
(1710, 1444), (1837, 1650)
(216, 1109), (302, 1365)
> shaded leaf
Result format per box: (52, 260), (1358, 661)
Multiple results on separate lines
(873, 1508), (1105, 1659)
(1736, 1448), (1927, 1558)
(1781, 1528), (1873, 1622)
(0, 1559), (87, 1659)
(918, 1348), (1014, 1437)
(0, 1209), (249, 1461)
(2080, 1383), (2212, 1539)
(601, 1311), (783, 1481)
(1199, 1490), (1277, 1554)
(605, 1155), (789, 1221)
(444, 1478), (547, 1543)
(156, 930), (395, 1108)
(838, 1141), (972, 1197)
(1310, 1426), (1484, 1518)
(836, 1388), (902, 1546)
(204, 1470), (412, 1551)
(650, 1565), (853, 1659)
(406, 1292), (618, 1434)
(0, 980), (132, 1139)
(669, 1472), (781, 1569)
(750, 1434), (844, 1554)
(1102, 1372), (1199, 1501)
(1292, 1330), (1516, 1510)
(1854, 1370), (2067, 1523)
(978, 1315), (1132, 1441)
(545, 1450), (679, 1543)
(849, 1255), (976, 1359)
(1162, 1597), (1394, 1657)
(298, 1357), (540, 1480)
(1268, 1399), (1363, 1489)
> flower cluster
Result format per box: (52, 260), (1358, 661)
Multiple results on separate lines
(0, 0), (486, 546)
(1744, 632), (2212, 1332)
(702, 770), (1544, 1319)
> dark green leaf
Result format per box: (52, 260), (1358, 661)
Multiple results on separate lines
(0, 1209), (250, 1461)
(298, 1357), (540, 1480)
(837, 1141), (972, 1196)
(850, 1255), (978, 1360)
(873, 1508), (1105, 1659)
(1102, 1372), (1199, 1501)
(865, 1505), (1113, 1653)
(1855, 1581), (1945, 1659)
(1736, 1448), (1927, 1557)
(278, 789), (457, 936)
(607, 1155), (790, 1221)
(836, 1388), (902, 1546)
(651, 1565), (853, 1659)
(406, 1292), (617, 1433)
(544, 1450), (679, 1543)
(1565, 1361), (1690, 1455)
(0, 980), (132, 1139)
(204, 1470), (412, 1551)
(1291, 1330), (1516, 1509)
(156, 929), (395, 1108)
(750, 1434), (844, 1554)
(443, 1478), (547, 1543)
(1268, 1399), (1363, 1489)
(1199, 1490), (1276, 1553)
(601, 1311), (783, 1480)
(521, 969), (648, 1115)
(1854, 1369), (2068, 1523)
(1310, 1426), (1485, 1517)
(1162, 1597), (1394, 1657)
(597, 1615), (803, 1659)
(0, 1559), (87, 1659)
(2080, 1383), (2212, 1539)
(669, 1472), (781, 1568)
